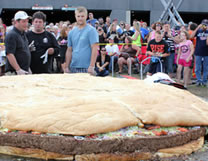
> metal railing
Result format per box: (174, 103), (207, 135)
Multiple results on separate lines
(140, 57), (163, 80)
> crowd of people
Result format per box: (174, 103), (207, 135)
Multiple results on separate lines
(0, 6), (208, 88)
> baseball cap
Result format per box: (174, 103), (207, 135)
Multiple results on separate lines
(201, 19), (208, 26)
(14, 11), (30, 21)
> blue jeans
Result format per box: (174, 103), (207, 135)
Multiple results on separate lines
(95, 67), (109, 77)
(195, 56), (208, 84)
(165, 51), (175, 74)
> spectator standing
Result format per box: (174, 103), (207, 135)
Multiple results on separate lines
(120, 23), (134, 42)
(148, 22), (162, 43)
(26, 11), (60, 74)
(64, 7), (98, 74)
(176, 31), (194, 88)
(57, 26), (69, 72)
(97, 26), (107, 45)
(162, 21), (177, 78)
(107, 23), (120, 43)
(119, 21), (126, 32)
(87, 12), (97, 27)
(6, 18), (15, 33)
(191, 19), (208, 86)
(5, 11), (31, 75)
(105, 16), (111, 32)
(51, 25), (60, 40)
(98, 17), (107, 33)
(111, 19), (123, 35)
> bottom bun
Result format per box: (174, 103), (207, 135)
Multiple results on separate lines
(0, 146), (73, 160)
(0, 137), (204, 161)
(75, 137), (204, 161)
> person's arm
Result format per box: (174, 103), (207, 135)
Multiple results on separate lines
(146, 50), (155, 56)
(101, 62), (109, 69)
(96, 62), (101, 68)
(88, 43), (98, 74)
(186, 42), (195, 63)
(7, 54), (28, 74)
(176, 46), (181, 65)
(146, 42), (155, 56)
(160, 52), (170, 57)
(161, 43), (170, 57)
(190, 24), (202, 39)
(64, 47), (72, 73)
(147, 32), (152, 43)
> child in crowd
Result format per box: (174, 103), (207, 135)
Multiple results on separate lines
(176, 31), (194, 88)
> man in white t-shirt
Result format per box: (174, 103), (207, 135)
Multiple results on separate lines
(105, 35), (120, 72)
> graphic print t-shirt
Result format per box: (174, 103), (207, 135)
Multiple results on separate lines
(147, 39), (169, 55)
(179, 40), (193, 60)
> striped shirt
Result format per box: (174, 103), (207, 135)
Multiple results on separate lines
(162, 30), (177, 52)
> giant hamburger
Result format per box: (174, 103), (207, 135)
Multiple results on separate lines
(0, 74), (207, 160)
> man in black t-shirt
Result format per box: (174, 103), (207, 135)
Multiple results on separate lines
(5, 11), (31, 75)
(120, 23), (134, 43)
(146, 31), (169, 75)
(26, 11), (60, 74)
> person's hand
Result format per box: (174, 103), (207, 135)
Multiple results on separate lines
(99, 67), (104, 72)
(186, 58), (190, 63)
(48, 48), (54, 55)
(64, 67), (70, 73)
(16, 69), (29, 75)
(198, 24), (203, 29)
(88, 66), (96, 75)
(29, 40), (36, 52)
(167, 32), (172, 38)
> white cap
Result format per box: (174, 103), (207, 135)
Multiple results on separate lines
(14, 11), (30, 21)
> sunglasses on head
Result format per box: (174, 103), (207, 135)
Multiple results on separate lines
(101, 49), (106, 51)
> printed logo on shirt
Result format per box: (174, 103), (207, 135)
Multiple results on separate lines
(150, 44), (165, 53)
(197, 32), (208, 41)
(180, 45), (189, 53)
(43, 38), (48, 43)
